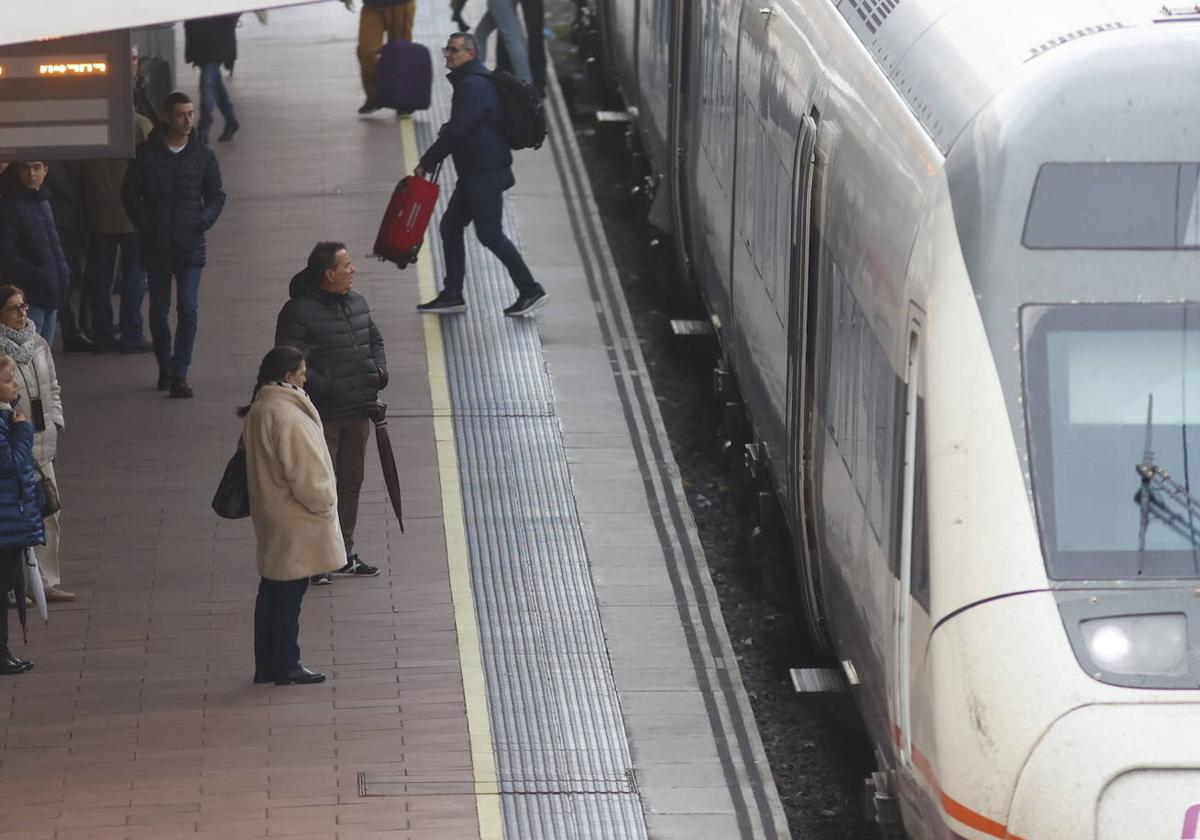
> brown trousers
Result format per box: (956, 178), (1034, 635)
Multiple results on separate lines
(357, 2), (417, 102)
(323, 414), (371, 555)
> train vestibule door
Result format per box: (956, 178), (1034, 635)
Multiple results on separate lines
(784, 112), (827, 652)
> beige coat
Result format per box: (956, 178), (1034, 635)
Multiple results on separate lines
(243, 384), (343, 581)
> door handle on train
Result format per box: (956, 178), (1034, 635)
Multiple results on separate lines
(758, 7), (774, 17)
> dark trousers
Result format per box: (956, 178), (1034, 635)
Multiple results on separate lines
(0, 547), (22, 652)
(323, 414), (371, 555)
(148, 264), (203, 379)
(253, 577), (308, 677)
(57, 228), (90, 341)
(496, 0), (546, 93)
(440, 169), (541, 297)
(87, 233), (147, 345)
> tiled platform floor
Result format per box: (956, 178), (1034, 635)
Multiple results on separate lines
(0, 7), (478, 840)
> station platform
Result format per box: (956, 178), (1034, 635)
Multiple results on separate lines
(0, 4), (790, 839)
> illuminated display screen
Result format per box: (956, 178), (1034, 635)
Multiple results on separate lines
(0, 31), (132, 161)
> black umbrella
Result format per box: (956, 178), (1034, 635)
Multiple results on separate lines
(369, 402), (404, 533)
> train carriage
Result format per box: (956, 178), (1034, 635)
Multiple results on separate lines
(583, 0), (1200, 837)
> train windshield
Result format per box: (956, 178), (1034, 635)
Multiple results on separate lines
(1023, 304), (1200, 580)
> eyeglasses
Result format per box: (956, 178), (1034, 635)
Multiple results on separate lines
(442, 46), (465, 55)
(2, 304), (29, 313)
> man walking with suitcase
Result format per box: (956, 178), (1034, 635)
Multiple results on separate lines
(344, 0), (417, 114)
(415, 33), (547, 317)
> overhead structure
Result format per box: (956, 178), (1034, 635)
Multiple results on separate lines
(0, 0), (321, 47)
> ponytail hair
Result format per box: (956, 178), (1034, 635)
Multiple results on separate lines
(236, 345), (306, 417)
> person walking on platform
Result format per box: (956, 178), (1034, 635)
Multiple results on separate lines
(240, 346), (341, 685)
(82, 109), (155, 353)
(473, 0), (534, 85)
(0, 285), (70, 605)
(415, 33), (547, 317)
(0, 352), (46, 676)
(184, 14), (241, 144)
(275, 242), (387, 585)
(0, 162), (71, 345)
(345, 0), (417, 114)
(493, 0), (547, 96)
(122, 92), (227, 399)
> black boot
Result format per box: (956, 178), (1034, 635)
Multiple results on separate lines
(168, 377), (194, 399)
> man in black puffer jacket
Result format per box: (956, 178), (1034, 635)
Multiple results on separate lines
(122, 91), (226, 399)
(275, 241), (388, 584)
(0, 161), (71, 344)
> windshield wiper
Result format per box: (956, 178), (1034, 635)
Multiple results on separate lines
(1135, 395), (1200, 565)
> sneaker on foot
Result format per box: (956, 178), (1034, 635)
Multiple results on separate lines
(168, 378), (194, 399)
(417, 292), (467, 314)
(332, 554), (380, 577)
(309, 573), (333, 585)
(358, 99), (380, 115)
(217, 120), (240, 142)
(503, 289), (549, 317)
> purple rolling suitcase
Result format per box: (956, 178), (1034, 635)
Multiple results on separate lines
(376, 40), (432, 112)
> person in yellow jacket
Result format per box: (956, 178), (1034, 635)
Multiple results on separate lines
(343, 0), (417, 114)
(239, 346), (343, 685)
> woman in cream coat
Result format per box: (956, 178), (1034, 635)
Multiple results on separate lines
(240, 346), (342, 685)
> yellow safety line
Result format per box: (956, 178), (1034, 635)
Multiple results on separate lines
(399, 119), (505, 840)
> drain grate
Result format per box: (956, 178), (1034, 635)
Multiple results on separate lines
(358, 771), (639, 798)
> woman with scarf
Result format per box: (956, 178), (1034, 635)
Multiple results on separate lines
(0, 351), (45, 674)
(240, 346), (342, 685)
(0, 285), (69, 603)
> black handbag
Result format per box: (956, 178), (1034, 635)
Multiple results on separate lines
(212, 444), (250, 519)
(34, 463), (60, 517)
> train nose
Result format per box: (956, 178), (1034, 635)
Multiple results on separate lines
(1005, 703), (1200, 839)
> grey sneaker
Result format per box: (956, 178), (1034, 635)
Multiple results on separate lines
(503, 289), (548, 317)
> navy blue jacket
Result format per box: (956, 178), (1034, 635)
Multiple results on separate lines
(121, 128), (226, 274)
(0, 409), (45, 549)
(274, 267), (387, 420)
(0, 185), (71, 309)
(419, 59), (512, 177)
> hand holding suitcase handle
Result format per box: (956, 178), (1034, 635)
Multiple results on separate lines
(412, 162), (441, 182)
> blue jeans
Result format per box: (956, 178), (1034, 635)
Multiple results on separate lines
(198, 63), (237, 143)
(439, 169), (541, 298)
(148, 265), (202, 379)
(476, 0), (532, 83)
(87, 233), (147, 345)
(26, 308), (58, 347)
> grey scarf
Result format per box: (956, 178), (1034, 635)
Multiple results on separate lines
(0, 322), (38, 365)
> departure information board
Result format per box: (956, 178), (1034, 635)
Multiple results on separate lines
(0, 30), (133, 161)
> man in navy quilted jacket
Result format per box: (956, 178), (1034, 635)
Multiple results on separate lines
(0, 162), (70, 345)
(122, 92), (226, 399)
(414, 32), (547, 317)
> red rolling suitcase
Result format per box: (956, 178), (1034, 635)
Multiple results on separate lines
(372, 174), (439, 268)
(376, 39), (432, 113)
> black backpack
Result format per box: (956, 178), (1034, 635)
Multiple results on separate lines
(489, 71), (547, 151)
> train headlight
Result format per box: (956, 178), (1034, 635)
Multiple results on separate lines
(1080, 614), (1188, 677)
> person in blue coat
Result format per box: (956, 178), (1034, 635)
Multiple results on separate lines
(0, 352), (47, 675)
(414, 32), (547, 317)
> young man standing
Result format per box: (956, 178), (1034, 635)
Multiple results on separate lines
(122, 92), (226, 398)
(415, 33), (547, 317)
(0, 162), (70, 343)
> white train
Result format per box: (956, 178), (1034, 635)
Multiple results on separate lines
(578, 1), (1200, 837)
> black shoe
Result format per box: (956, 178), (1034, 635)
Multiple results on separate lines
(91, 337), (120, 354)
(417, 292), (467, 314)
(275, 666), (325, 685)
(358, 99), (380, 115)
(0, 654), (33, 675)
(156, 371), (170, 391)
(168, 378), (193, 399)
(332, 554), (380, 577)
(217, 121), (240, 142)
(62, 334), (94, 353)
(503, 289), (549, 317)
(309, 572), (332, 585)
(253, 669), (274, 684)
(120, 340), (154, 354)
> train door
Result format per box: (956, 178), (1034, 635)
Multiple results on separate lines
(785, 111), (829, 653)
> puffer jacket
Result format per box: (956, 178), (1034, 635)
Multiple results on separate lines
(274, 267), (387, 420)
(184, 14), (240, 68)
(3, 335), (63, 467)
(243, 384), (343, 581)
(121, 128), (226, 274)
(0, 186), (71, 309)
(419, 58), (513, 177)
(0, 405), (45, 549)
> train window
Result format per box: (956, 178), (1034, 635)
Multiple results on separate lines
(1023, 163), (1200, 250)
(1023, 303), (1200, 579)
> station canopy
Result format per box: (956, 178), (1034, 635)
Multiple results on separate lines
(0, 0), (320, 46)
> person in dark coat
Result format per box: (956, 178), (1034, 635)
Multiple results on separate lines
(0, 352), (47, 675)
(0, 162), (71, 345)
(121, 91), (227, 399)
(274, 241), (387, 585)
(184, 14), (240, 144)
(415, 33), (546, 317)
